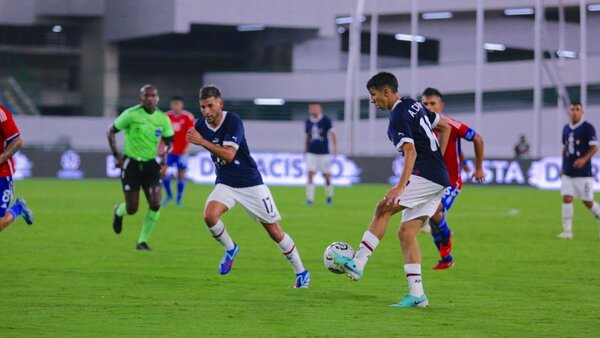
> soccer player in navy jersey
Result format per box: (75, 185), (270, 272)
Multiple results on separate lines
(333, 72), (451, 307)
(186, 85), (310, 288)
(305, 103), (337, 205)
(558, 103), (600, 239)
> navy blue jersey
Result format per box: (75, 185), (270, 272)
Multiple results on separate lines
(562, 120), (598, 177)
(388, 98), (450, 187)
(306, 115), (333, 154)
(195, 111), (263, 188)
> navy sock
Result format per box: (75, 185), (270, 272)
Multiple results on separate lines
(8, 202), (23, 220)
(176, 180), (185, 202)
(162, 177), (172, 199)
(430, 214), (451, 248)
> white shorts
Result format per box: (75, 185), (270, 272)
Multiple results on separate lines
(561, 175), (594, 201)
(206, 183), (281, 224)
(306, 153), (332, 174)
(394, 175), (447, 222)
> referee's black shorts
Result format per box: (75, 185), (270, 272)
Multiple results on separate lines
(120, 157), (161, 192)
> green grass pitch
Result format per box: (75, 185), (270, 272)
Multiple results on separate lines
(2, 179), (600, 336)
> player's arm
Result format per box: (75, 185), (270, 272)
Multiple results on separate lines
(385, 142), (416, 206)
(305, 135), (310, 154)
(574, 145), (598, 169)
(0, 137), (23, 164)
(107, 124), (123, 168)
(471, 133), (485, 182)
(161, 136), (174, 166)
(330, 130), (338, 157)
(433, 118), (450, 155)
(187, 128), (237, 163)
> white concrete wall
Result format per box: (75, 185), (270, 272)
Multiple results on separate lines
(13, 104), (600, 158)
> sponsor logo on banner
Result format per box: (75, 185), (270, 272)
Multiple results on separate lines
(13, 151), (33, 180)
(185, 152), (361, 186)
(57, 150), (84, 179)
(106, 152), (361, 186)
(528, 157), (600, 190)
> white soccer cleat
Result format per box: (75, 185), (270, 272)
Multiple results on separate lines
(557, 231), (573, 239)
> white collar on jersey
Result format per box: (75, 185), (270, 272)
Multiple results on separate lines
(569, 118), (585, 129)
(391, 98), (402, 111)
(205, 111), (228, 132)
(309, 114), (323, 123)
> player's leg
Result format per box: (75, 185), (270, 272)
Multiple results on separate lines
(322, 155), (333, 205)
(392, 216), (429, 308)
(559, 175), (575, 239)
(430, 188), (456, 269)
(135, 160), (162, 250)
(578, 177), (600, 235)
(262, 221), (310, 288)
(0, 178), (33, 231)
(113, 158), (141, 234)
(333, 199), (402, 281)
(237, 184), (309, 287)
(305, 153), (316, 205)
(175, 156), (188, 207)
(160, 155), (175, 206)
(204, 185), (238, 274)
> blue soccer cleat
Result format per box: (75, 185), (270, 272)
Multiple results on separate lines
(160, 196), (172, 207)
(294, 270), (311, 288)
(390, 294), (429, 308)
(14, 197), (33, 225)
(332, 250), (362, 281)
(326, 197), (333, 205)
(218, 244), (239, 275)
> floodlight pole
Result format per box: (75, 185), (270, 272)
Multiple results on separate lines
(580, 0), (588, 107)
(475, 0), (484, 133)
(410, 0), (418, 99)
(533, 0), (543, 158)
(368, 0), (378, 154)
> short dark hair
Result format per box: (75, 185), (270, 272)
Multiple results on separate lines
(366, 72), (398, 92)
(170, 96), (183, 102)
(570, 101), (582, 107)
(421, 87), (443, 99)
(199, 85), (222, 100)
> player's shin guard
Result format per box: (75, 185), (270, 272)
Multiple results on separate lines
(354, 231), (380, 271)
(278, 233), (305, 274)
(207, 220), (235, 251)
(162, 177), (173, 198)
(562, 203), (573, 233)
(176, 179), (185, 202)
(404, 264), (425, 297)
(138, 209), (159, 243)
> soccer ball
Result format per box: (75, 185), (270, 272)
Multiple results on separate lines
(323, 242), (355, 274)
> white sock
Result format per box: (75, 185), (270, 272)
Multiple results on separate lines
(207, 220), (235, 251)
(278, 233), (305, 274)
(590, 201), (600, 219)
(306, 184), (315, 202)
(325, 184), (333, 198)
(562, 203), (573, 233)
(404, 264), (424, 297)
(354, 231), (380, 271)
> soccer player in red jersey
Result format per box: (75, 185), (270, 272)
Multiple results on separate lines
(421, 88), (485, 269)
(161, 97), (195, 207)
(0, 104), (34, 232)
